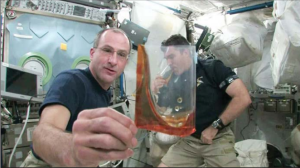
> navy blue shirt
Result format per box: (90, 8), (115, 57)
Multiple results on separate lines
(194, 59), (236, 134)
(39, 67), (111, 132)
(32, 68), (111, 160)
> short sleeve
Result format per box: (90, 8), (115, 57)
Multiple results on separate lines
(39, 72), (84, 117)
(212, 60), (237, 91)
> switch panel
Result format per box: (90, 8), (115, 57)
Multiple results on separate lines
(10, 0), (107, 22)
(264, 99), (277, 112)
(277, 99), (294, 113)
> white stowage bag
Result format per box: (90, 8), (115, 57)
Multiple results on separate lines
(270, 1), (300, 86)
(272, 0), (287, 19)
(152, 132), (180, 145)
(210, 18), (267, 68)
(235, 139), (269, 167)
(291, 124), (300, 166)
(251, 32), (274, 90)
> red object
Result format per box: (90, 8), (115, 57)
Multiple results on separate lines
(135, 45), (195, 137)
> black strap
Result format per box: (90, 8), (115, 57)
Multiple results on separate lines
(219, 75), (239, 89)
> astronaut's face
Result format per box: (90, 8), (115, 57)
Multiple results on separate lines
(164, 46), (192, 75)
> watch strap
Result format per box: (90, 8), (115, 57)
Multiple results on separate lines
(217, 118), (225, 128)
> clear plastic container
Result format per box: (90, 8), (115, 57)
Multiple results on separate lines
(135, 45), (196, 137)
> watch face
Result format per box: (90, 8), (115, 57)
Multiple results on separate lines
(212, 121), (219, 128)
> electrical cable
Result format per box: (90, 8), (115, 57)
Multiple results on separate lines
(1, 102), (12, 116)
(7, 94), (46, 167)
(128, 157), (152, 167)
(13, 101), (22, 123)
(137, 130), (149, 142)
(112, 160), (123, 167)
(98, 161), (110, 167)
(1, 103), (13, 123)
(8, 101), (31, 167)
(240, 103), (258, 140)
(137, 133), (148, 142)
(123, 73), (127, 98)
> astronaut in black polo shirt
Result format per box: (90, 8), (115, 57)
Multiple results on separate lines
(151, 44), (196, 129)
(152, 34), (252, 167)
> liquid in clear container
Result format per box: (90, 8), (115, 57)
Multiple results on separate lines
(135, 45), (196, 137)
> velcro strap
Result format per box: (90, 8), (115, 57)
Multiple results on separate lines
(219, 75), (239, 89)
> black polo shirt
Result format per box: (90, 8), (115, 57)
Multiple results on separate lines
(194, 59), (237, 134)
(157, 67), (196, 113)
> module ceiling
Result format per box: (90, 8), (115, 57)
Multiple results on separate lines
(180, 0), (272, 13)
(164, 0), (273, 20)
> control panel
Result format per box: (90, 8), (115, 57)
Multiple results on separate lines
(10, 0), (107, 22)
(273, 84), (291, 94)
(263, 99), (295, 113)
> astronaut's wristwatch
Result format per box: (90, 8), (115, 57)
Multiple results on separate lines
(211, 118), (225, 130)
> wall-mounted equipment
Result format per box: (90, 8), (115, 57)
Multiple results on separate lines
(1, 122), (38, 149)
(62, 0), (116, 9)
(194, 24), (209, 52)
(1, 62), (43, 102)
(264, 99), (277, 112)
(120, 19), (150, 50)
(199, 33), (215, 51)
(2, 146), (30, 167)
(263, 99), (295, 113)
(273, 84), (291, 95)
(285, 117), (296, 129)
(277, 99), (294, 113)
(3, 0), (103, 92)
(9, 0), (107, 23)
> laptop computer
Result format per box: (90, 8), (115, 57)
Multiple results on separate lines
(120, 19), (150, 49)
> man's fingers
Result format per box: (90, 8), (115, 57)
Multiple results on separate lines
(77, 108), (137, 135)
(75, 146), (134, 166)
(201, 135), (212, 144)
(74, 133), (128, 150)
(154, 79), (166, 90)
(155, 76), (164, 80)
(156, 83), (165, 89)
(155, 79), (166, 85)
(73, 117), (137, 148)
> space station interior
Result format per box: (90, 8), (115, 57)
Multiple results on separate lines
(0, 0), (300, 167)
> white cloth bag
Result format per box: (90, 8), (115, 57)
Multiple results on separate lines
(210, 20), (267, 68)
(270, 1), (300, 86)
(235, 139), (269, 167)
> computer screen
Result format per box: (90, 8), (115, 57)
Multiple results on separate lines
(1, 62), (43, 101)
(6, 67), (37, 97)
(120, 19), (150, 49)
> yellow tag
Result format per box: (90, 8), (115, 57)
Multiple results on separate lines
(60, 43), (67, 51)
